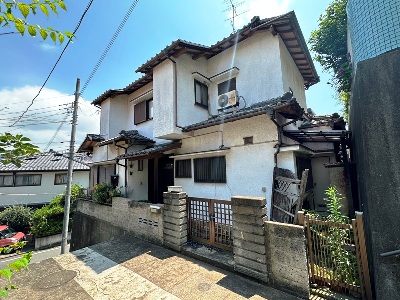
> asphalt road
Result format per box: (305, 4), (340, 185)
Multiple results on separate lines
(0, 244), (68, 269)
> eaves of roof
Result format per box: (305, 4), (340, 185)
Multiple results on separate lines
(91, 74), (153, 106)
(116, 141), (181, 161)
(182, 95), (303, 132)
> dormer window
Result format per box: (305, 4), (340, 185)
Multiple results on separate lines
(134, 99), (153, 125)
(194, 80), (208, 108)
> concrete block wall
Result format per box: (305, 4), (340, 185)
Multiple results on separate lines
(265, 221), (310, 299)
(232, 196), (268, 282)
(74, 197), (164, 246)
(163, 187), (188, 251)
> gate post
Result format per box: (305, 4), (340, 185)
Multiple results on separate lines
(163, 186), (187, 252)
(232, 196), (268, 282)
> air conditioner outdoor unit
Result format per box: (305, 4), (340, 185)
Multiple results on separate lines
(217, 90), (239, 110)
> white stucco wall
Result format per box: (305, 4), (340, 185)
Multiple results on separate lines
(153, 60), (178, 138)
(126, 159), (148, 201)
(108, 95), (128, 138)
(174, 115), (292, 218)
(278, 38), (307, 108)
(0, 171), (89, 206)
(100, 99), (110, 139)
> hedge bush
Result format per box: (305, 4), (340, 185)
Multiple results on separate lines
(92, 183), (121, 205)
(0, 206), (33, 232)
(31, 184), (83, 238)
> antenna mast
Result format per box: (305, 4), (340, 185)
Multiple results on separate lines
(222, 0), (248, 33)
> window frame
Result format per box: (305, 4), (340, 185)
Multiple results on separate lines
(175, 159), (192, 178)
(0, 175), (14, 187)
(14, 174), (42, 186)
(194, 156), (226, 183)
(218, 78), (236, 95)
(194, 79), (208, 108)
(134, 99), (153, 125)
(54, 173), (68, 185)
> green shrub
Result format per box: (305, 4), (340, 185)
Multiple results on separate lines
(31, 184), (82, 237)
(92, 183), (122, 205)
(0, 206), (33, 232)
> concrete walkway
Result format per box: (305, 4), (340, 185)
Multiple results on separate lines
(4, 235), (302, 299)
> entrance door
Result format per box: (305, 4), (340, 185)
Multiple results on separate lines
(148, 156), (174, 204)
(311, 156), (331, 212)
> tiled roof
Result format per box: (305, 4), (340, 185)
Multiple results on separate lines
(97, 130), (155, 147)
(116, 141), (181, 160)
(182, 94), (302, 132)
(77, 134), (105, 153)
(91, 74), (153, 106)
(0, 152), (90, 172)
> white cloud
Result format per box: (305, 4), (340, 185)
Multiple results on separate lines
(0, 86), (100, 152)
(227, 0), (292, 29)
(39, 43), (58, 52)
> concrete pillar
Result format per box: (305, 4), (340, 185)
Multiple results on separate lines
(163, 186), (187, 251)
(232, 196), (268, 282)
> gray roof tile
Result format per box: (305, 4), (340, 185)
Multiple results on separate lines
(0, 152), (90, 172)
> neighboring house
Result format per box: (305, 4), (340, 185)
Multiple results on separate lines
(79, 12), (350, 218)
(0, 152), (90, 207)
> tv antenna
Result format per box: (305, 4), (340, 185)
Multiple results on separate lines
(222, 0), (249, 33)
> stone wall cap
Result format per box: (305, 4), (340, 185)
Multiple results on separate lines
(232, 196), (266, 201)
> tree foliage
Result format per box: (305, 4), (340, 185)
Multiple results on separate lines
(0, 133), (40, 167)
(0, 0), (72, 43)
(309, 0), (351, 117)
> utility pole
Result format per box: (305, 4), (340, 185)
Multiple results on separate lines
(61, 78), (80, 254)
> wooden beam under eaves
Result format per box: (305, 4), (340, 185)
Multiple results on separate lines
(173, 47), (188, 58)
(282, 37), (298, 42)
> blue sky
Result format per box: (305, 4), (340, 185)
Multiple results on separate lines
(0, 0), (339, 151)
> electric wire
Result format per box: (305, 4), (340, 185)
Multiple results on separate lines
(80, 0), (140, 95)
(10, 0), (94, 126)
(44, 112), (71, 152)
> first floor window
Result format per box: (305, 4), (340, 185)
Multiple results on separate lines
(194, 80), (208, 108)
(194, 156), (226, 183)
(0, 175), (13, 187)
(55, 173), (68, 185)
(175, 159), (191, 178)
(15, 174), (41, 186)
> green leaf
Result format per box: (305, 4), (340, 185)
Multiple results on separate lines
(39, 3), (49, 17)
(40, 28), (48, 40)
(58, 1), (67, 11)
(0, 289), (8, 297)
(14, 19), (25, 35)
(0, 269), (12, 281)
(17, 3), (30, 18)
(50, 31), (56, 43)
(30, 4), (37, 14)
(5, 12), (15, 21)
(49, 3), (57, 14)
(58, 32), (64, 43)
(28, 25), (36, 36)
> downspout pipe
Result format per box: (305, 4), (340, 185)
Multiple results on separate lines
(114, 141), (128, 195)
(164, 50), (184, 129)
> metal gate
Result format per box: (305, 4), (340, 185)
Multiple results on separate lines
(187, 197), (232, 251)
(298, 212), (372, 300)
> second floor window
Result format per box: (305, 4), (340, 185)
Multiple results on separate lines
(15, 174), (42, 186)
(218, 78), (236, 95)
(55, 173), (68, 185)
(194, 80), (208, 108)
(134, 99), (153, 125)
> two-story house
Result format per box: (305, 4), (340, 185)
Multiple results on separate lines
(79, 12), (350, 218)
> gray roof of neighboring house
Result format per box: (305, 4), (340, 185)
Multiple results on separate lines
(0, 152), (91, 172)
(182, 94), (303, 132)
(97, 130), (155, 147)
(91, 12), (318, 106)
(116, 141), (181, 160)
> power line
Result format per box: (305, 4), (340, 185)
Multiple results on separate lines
(80, 0), (140, 95)
(10, 0), (94, 126)
(3, 94), (73, 106)
(0, 32), (19, 36)
(44, 113), (71, 152)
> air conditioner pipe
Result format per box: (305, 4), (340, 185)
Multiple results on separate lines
(164, 51), (184, 129)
